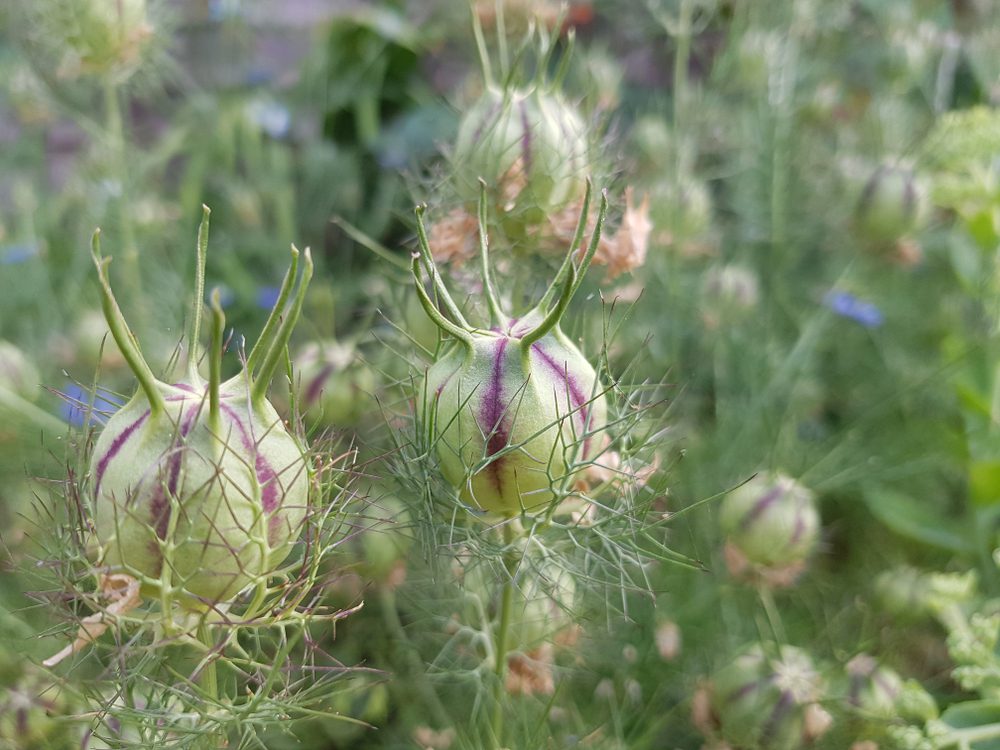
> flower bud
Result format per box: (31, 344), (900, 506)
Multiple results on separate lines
(453, 84), (589, 238)
(88, 209), (313, 609)
(414, 185), (608, 515)
(720, 472), (820, 572)
(707, 644), (829, 750)
(294, 341), (374, 429)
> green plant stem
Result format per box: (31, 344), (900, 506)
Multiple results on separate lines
(197, 622), (219, 704)
(756, 583), (786, 644)
(103, 79), (145, 329)
(491, 522), (519, 748)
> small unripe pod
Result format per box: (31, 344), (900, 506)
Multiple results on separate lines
(88, 209), (313, 609)
(854, 164), (928, 245)
(701, 265), (760, 328)
(294, 341), (375, 429)
(720, 472), (819, 570)
(845, 654), (904, 720)
(709, 644), (829, 750)
(453, 84), (589, 236)
(414, 184), (609, 516)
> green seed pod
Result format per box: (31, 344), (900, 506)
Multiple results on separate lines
(709, 644), (828, 750)
(647, 175), (713, 243)
(414, 183), (609, 516)
(453, 83), (589, 237)
(701, 265), (760, 327)
(720, 472), (820, 570)
(89, 208), (314, 609)
(854, 164), (929, 245)
(845, 654), (904, 721)
(294, 340), (375, 429)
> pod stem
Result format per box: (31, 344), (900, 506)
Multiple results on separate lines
(520, 265), (576, 349)
(569, 188), (609, 301)
(478, 180), (505, 327)
(411, 254), (474, 346)
(90, 230), (165, 415)
(187, 205), (211, 384)
(208, 288), (225, 426)
(471, 3), (494, 87)
(540, 179), (594, 310)
(250, 247), (314, 405)
(246, 246), (300, 375)
(414, 204), (471, 329)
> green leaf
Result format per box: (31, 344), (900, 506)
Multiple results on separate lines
(863, 487), (972, 554)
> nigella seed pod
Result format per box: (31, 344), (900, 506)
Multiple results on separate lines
(720, 472), (820, 572)
(415, 182), (608, 516)
(453, 84), (589, 235)
(453, 9), (595, 246)
(854, 163), (928, 246)
(707, 644), (830, 750)
(89, 208), (313, 608)
(844, 654), (904, 721)
(294, 341), (374, 428)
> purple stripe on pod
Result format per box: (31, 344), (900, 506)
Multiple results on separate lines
(470, 100), (501, 145)
(219, 402), (281, 513)
(529, 342), (591, 453)
(790, 502), (807, 545)
(739, 485), (784, 532)
(149, 405), (200, 541)
(94, 411), (151, 496)
(726, 675), (773, 704)
(480, 338), (510, 492)
(761, 690), (795, 744)
(304, 362), (336, 407)
(519, 99), (533, 175)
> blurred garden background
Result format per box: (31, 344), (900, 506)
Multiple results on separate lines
(4, 0), (1000, 748)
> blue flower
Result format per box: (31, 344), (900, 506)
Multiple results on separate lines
(246, 98), (290, 139)
(255, 285), (281, 310)
(823, 290), (884, 328)
(59, 383), (123, 427)
(1, 243), (40, 265)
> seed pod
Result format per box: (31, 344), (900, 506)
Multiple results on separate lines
(720, 472), (819, 570)
(453, 84), (589, 238)
(845, 654), (904, 721)
(294, 340), (374, 428)
(701, 265), (760, 328)
(89, 208), (313, 609)
(854, 164), (928, 245)
(708, 644), (829, 750)
(414, 183), (608, 515)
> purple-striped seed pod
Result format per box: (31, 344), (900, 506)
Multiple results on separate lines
(453, 83), (589, 238)
(854, 163), (928, 246)
(844, 654), (904, 721)
(720, 472), (819, 570)
(89, 207), (313, 609)
(414, 182), (609, 516)
(294, 340), (374, 429)
(708, 644), (829, 750)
